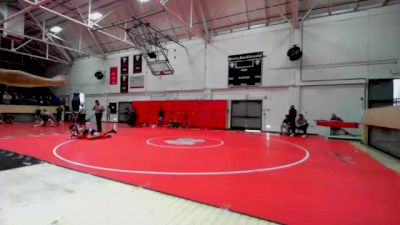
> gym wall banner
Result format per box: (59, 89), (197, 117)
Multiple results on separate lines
(109, 67), (118, 85)
(228, 52), (263, 87)
(121, 56), (129, 75)
(121, 74), (129, 93)
(129, 75), (144, 89)
(133, 54), (142, 74)
(120, 56), (129, 93)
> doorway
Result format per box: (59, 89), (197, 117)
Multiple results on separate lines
(118, 102), (131, 122)
(230, 100), (262, 130)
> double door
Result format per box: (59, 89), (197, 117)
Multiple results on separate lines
(231, 100), (262, 130)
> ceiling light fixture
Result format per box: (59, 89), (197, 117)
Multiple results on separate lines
(89, 12), (103, 20)
(50, 26), (62, 33)
(138, 0), (150, 3)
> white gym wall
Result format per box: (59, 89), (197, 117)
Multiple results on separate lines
(49, 5), (400, 133)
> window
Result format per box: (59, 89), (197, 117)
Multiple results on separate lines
(394, 79), (400, 106)
(79, 93), (85, 105)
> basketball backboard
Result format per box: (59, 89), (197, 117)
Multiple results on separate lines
(148, 60), (174, 76)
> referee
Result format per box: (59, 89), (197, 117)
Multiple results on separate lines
(93, 100), (105, 132)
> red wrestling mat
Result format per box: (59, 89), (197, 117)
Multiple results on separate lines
(0, 124), (399, 225)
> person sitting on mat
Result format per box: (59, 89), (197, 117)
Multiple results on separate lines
(69, 124), (117, 140)
(280, 115), (291, 135)
(33, 109), (58, 127)
(291, 114), (308, 138)
(1, 113), (13, 124)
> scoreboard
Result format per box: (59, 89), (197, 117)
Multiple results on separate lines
(228, 52), (263, 87)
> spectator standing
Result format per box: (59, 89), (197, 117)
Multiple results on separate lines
(288, 105), (297, 135)
(77, 104), (87, 127)
(3, 91), (12, 104)
(56, 105), (63, 123)
(106, 105), (111, 122)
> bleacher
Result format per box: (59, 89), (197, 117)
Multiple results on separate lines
(0, 84), (61, 122)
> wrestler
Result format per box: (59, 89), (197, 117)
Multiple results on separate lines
(69, 124), (117, 140)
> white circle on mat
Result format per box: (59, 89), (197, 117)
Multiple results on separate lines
(53, 138), (310, 176)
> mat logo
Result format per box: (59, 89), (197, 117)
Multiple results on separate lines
(165, 138), (205, 146)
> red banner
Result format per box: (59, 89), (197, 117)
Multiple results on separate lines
(109, 67), (118, 85)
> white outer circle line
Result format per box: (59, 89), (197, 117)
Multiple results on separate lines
(53, 138), (310, 176)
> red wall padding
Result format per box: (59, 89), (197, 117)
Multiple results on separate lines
(131, 100), (227, 129)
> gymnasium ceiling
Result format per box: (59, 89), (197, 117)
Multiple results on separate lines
(0, 0), (399, 65)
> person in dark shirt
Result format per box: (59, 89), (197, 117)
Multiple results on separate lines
(56, 105), (63, 123)
(288, 105), (297, 134)
(127, 108), (137, 126)
(294, 114), (308, 138)
(331, 113), (343, 121)
(124, 107), (130, 123)
(280, 115), (291, 135)
(330, 113), (343, 135)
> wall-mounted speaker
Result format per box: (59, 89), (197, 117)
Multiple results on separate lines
(95, 71), (104, 80)
(147, 52), (157, 59)
(287, 45), (302, 61)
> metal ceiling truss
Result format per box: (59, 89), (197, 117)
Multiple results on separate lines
(27, 12), (73, 63)
(301, 0), (323, 22)
(244, 0), (251, 28)
(21, 0), (136, 53)
(0, 0), (53, 26)
(222, 0), (235, 33)
(290, 0), (299, 29)
(198, 0), (210, 41)
(166, 15), (180, 41)
(154, 0), (204, 41)
(1, 0), (133, 64)
(75, 6), (106, 54)
(93, 9), (165, 32)
(0, 43), (68, 64)
(264, 0), (269, 25)
(0, 28), (91, 64)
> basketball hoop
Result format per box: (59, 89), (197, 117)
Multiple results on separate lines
(148, 60), (174, 76)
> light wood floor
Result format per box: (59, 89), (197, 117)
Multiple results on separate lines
(0, 163), (279, 225)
